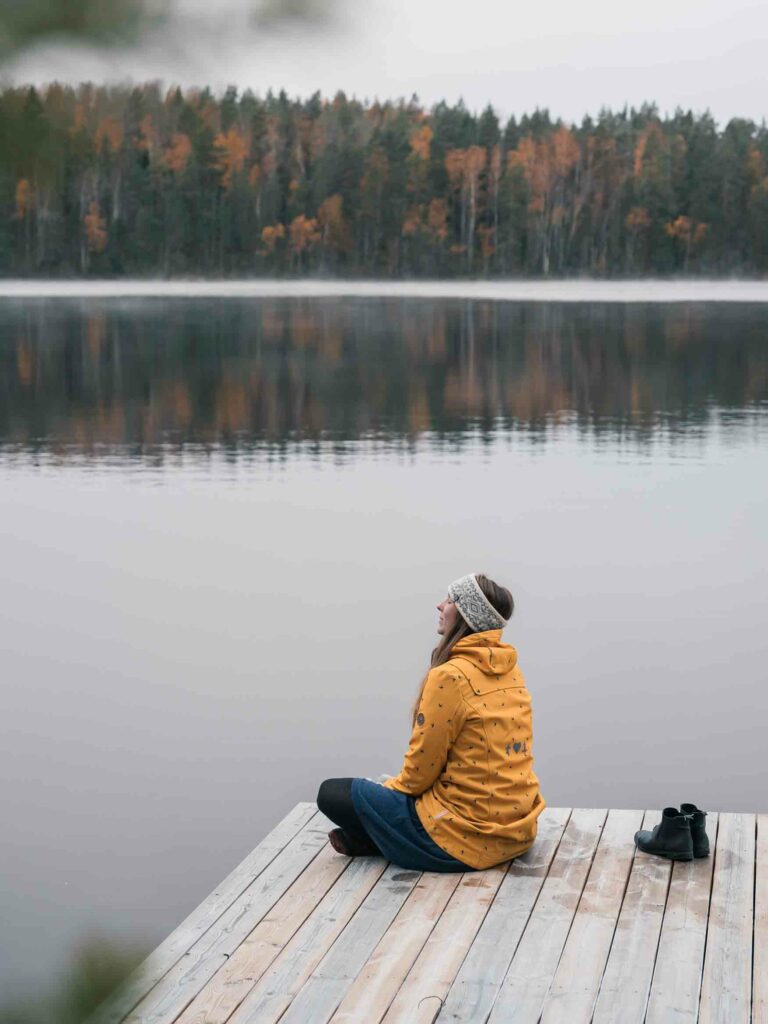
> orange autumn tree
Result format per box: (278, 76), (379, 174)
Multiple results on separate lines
(13, 178), (34, 265)
(631, 121), (684, 267)
(80, 199), (107, 271)
(261, 223), (285, 256)
(163, 133), (193, 175)
(289, 214), (321, 268)
(401, 198), (449, 266)
(625, 205), (652, 269)
(246, 163), (264, 225)
(84, 201), (107, 252)
(14, 179), (33, 219)
(409, 123), (432, 161)
(317, 194), (353, 258)
(407, 122), (433, 200)
(214, 127), (249, 191)
(444, 145), (487, 270)
(426, 198), (449, 244)
(402, 206), (422, 237)
(95, 116), (123, 156)
(664, 215), (709, 269)
(507, 125), (580, 273)
(4, 84), (768, 277)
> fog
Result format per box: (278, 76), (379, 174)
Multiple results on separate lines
(3, 279), (768, 301)
(4, 0), (768, 128)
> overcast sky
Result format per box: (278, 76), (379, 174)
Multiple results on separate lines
(2, 0), (767, 128)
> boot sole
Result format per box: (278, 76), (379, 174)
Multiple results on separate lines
(635, 844), (693, 860)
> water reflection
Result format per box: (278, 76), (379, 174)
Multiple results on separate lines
(2, 298), (766, 463)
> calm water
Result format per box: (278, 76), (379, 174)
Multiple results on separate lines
(1, 294), (767, 1003)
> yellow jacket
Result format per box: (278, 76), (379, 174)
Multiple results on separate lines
(381, 628), (546, 870)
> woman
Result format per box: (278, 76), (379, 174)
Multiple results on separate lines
(316, 572), (546, 872)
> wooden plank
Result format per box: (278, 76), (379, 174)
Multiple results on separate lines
(645, 812), (720, 1024)
(433, 806), (573, 1023)
(484, 807), (608, 1024)
(228, 855), (389, 1024)
(84, 802), (766, 1024)
(329, 872), (463, 1023)
(276, 863), (424, 1024)
(755, 813), (768, 1024)
(122, 808), (334, 1024)
(538, 808), (644, 1023)
(84, 801), (318, 1024)
(590, 808), (672, 1024)
(380, 863), (511, 1024)
(698, 812), (756, 1024)
(175, 842), (351, 1024)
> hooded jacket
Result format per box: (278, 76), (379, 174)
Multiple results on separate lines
(381, 628), (546, 870)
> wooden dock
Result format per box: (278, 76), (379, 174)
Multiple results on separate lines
(87, 804), (767, 1024)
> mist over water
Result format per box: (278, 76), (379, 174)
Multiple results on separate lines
(1, 292), (766, 1005)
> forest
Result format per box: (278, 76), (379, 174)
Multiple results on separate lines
(4, 82), (768, 277)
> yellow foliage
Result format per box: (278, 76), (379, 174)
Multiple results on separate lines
(214, 128), (249, 191)
(289, 214), (321, 253)
(625, 206), (651, 232)
(261, 223), (286, 253)
(402, 206), (423, 236)
(163, 133), (192, 174)
(633, 122), (666, 179)
(747, 145), (765, 183)
(507, 128), (579, 214)
(84, 201), (108, 252)
(95, 116), (124, 155)
(477, 224), (495, 258)
(14, 179), (33, 219)
(409, 124), (433, 161)
(317, 194), (353, 252)
(426, 198), (448, 242)
(664, 215), (709, 250)
(445, 146), (487, 189)
(551, 125), (580, 176)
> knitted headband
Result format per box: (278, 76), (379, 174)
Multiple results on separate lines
(447, 573), (508, 632)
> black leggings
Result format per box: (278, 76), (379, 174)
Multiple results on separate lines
(316, 778), (383, 856)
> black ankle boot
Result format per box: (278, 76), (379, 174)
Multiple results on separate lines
(634, 807), (693, 861)
(680, 803), (710, 858)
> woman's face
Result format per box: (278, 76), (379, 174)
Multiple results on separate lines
(437, 595), (459, 635)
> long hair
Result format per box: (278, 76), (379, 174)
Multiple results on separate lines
(409, 572), (514, 727)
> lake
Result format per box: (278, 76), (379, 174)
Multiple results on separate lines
(1, 287), (767, 1005)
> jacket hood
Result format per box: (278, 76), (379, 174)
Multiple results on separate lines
(449, 628), (518, 677)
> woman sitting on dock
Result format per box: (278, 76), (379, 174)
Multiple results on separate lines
(316, 572), (547, 872)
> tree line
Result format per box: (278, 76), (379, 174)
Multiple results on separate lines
(4, 82), (768, 277)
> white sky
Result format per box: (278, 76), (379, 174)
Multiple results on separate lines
(2, 0), (767, 128)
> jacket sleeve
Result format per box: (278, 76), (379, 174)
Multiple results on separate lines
(380, 667), (467, 796)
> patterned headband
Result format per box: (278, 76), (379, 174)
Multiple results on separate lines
(447, 573), (508, 632)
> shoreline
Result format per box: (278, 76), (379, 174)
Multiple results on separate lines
(2, 278), (768, 301)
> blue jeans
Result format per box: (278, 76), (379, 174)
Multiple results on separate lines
(350, 777), (476, 872)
